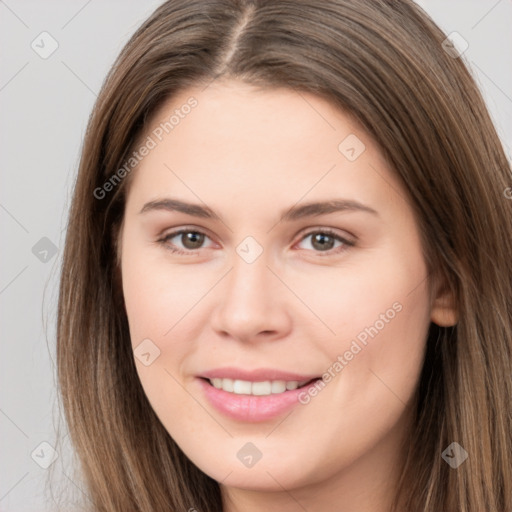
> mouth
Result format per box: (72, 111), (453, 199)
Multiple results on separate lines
(200, 376), (320, 396)
(196, 367), (323, 421)
(197, 374), (322, 422)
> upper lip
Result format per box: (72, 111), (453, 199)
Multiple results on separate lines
(199, 367), (320, 382)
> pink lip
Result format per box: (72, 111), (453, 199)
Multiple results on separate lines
(200, 367), (319, 382)
(196, 367), (321, 422)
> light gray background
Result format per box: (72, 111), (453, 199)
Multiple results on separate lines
(1, 1), (511, 510)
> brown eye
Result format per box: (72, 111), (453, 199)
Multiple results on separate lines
(296, 229), (355, 255)
(310, 232), (336, 251)
(159, 229), (213, 254)
(180, 231), (205, 249)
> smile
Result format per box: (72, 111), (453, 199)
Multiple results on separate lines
(207, 378), (316, 396)
(197, 370), (322, 422)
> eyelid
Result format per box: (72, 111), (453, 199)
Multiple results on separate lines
(157, 224), (214, 239)
(296, 226), (355, 244)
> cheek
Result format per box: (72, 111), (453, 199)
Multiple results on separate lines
(302, 241), (431, 401)
(121, 243), (212, 345)
(121, 250), (206, 429)
(292, 247), (429, 347)
(121, 241), (220, 415)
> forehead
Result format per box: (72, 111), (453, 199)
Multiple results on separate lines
(147, 80), (364, 155)
(125, 79), (405, 217)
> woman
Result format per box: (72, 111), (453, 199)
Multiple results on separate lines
(57, 0), (512, 510)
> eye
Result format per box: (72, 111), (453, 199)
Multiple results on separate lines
(158, 228), (215, 255)
(295, 229), (354, 255)
(158, 227), (355, 256)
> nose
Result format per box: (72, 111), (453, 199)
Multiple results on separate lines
(210, 255), (292, 343)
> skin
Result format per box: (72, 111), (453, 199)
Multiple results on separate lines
(119, 79), (457, 512)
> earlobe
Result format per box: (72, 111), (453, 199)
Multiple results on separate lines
(430, 278), (458, 327)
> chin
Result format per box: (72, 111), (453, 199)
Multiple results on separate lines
(196, 453), (319, 492)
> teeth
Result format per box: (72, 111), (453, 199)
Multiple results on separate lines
(252, 381), (272, 395)
(233, 380), (252, 394)
(209, 378), (310, 395)
(271, 380), (287, 393)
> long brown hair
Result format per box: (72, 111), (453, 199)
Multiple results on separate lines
(56, 1), (512, 510)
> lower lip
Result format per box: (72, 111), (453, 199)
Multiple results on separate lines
(197, 378), (320, 422)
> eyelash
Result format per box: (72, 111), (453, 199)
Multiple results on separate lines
(157, 226), (355, 257)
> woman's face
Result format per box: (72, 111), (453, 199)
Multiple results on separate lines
(119, 80), (454, 504)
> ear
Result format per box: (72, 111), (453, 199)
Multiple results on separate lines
(430, 274), (458, 327)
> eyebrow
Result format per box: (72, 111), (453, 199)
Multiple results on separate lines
(139, 197), (379, 221)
